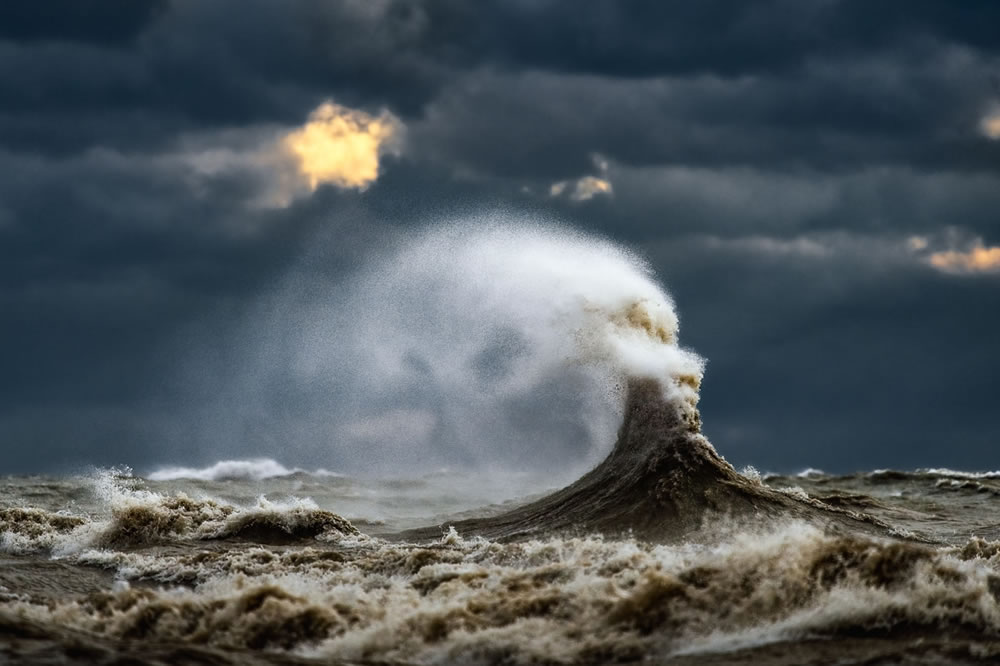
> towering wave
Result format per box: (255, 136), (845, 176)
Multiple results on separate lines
(177, 219), (896, 542)
(400, 377), (893, 542)
(351, 222), (892, 542)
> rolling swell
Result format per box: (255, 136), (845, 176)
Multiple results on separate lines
(401, 377), (896, 543)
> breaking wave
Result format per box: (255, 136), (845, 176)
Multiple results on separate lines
(147, 458), (341, 482)
(0, 471), (358, 555)
(396, 378), (897, 543)
(914, 468), (1000, 480)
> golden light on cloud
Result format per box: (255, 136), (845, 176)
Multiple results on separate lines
(282, 101), (401, 191)
(982, 110), (1000, 140)
(550, 175), (613, 202)
(928, 242), (1000, 275)
(572, 176), (613, 201)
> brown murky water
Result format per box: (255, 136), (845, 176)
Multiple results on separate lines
(2, 383), (999, 664)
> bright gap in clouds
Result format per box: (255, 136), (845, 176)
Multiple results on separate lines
(282, 101), (402, 191)
(981, 110), (1000, 140)
(928, 243), (1000, 275)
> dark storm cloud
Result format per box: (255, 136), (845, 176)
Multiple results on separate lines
(0, 0), (443, 155)
(409, 60), (1000, 183)
(0, 0), (167, 46)
(405, 1), (1000, 183)
(562, 165), (1000, 242)
(0, 0), (998, 474)
(3, 0), (997, 167)
(421, 0), (1000, 77)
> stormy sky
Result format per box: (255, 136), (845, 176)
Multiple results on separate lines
(2, 0), (999, 476)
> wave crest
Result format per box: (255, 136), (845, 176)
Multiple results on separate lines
(146, 458), (342, 481)
(0, 475), (358, 554)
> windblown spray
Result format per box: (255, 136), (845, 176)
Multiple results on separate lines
(297, 219), (703, 476)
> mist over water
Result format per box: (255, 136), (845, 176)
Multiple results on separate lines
(318, 221), (702, 471)
(171, 218), (702, 489)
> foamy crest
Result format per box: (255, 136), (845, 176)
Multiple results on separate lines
(0, 469), (358, 555)
(922, 468), (1000, 480)
(146, 458), (342, 481)
(7, 523), (1000, 663)
(796, 467), (826, 478)
(372, 221), (704, 398)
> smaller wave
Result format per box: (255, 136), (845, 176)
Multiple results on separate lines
(0, 508), (88, 554)
(761, 469), (827, 482)
(796, 467), (826, 478)
(6, 523), (1000, 663)
(868, 468), (1000, 482)
(146, 458), (342, 482)
(921, 468), (1000, 480)
(0, 471), (358, 554)
(96, 495), (359, 548)
(933, 478), (1000, 496)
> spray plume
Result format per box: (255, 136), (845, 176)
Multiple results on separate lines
(166, 218), (703, 493)
(286, 219), (704, 478)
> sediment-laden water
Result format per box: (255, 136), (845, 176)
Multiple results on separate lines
(3, 381), (999, 665)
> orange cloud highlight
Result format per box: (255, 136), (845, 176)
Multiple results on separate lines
(982, 111), (1000, 140)
(572, 176), (613, 201)
(283, 101), (401, 191)
(928, 242), (1000, 275)
(550, 175), (613, 202)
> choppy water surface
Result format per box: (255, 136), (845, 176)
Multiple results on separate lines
(2, 389), (999, 665)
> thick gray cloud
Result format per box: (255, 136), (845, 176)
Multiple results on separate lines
(1, 1), (998, 475)
(0, 0), (167, 45)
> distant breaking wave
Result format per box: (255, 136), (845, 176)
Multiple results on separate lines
(147, 458), (342, 482)
(916, 468), (1000, 480)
